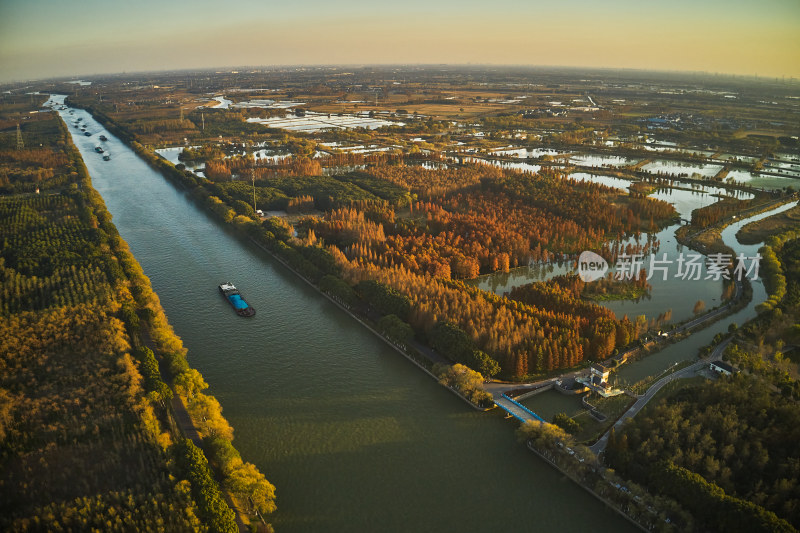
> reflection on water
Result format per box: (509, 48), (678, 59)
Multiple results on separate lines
(569, 154), (637, 168)
(641, 159), (723, 178)
(570, 172), (632, 190)
(246, 113), (402, 132)
(470, 181), (764, 326)
(725, 169), (798, 191)
(49, 94), (636, 533)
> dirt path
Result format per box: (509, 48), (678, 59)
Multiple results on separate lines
(141, 328), (249, 532)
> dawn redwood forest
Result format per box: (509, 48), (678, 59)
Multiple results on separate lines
(1, 58), (799, 533)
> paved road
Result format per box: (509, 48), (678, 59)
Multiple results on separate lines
(485, 277), (740, 403)
(589, 337), (732, 455)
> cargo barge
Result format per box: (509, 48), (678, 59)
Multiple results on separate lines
(219, 282), (255, 317)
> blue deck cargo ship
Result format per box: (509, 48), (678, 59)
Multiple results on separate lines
(219, 282), (256, 317)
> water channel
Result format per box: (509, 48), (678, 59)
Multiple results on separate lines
(469, 170), (783, 326)
(49, 96), (640, 532)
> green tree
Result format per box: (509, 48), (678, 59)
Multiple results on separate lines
(430, 321), (473, 364)
(377, 314), (414, 343)
(174, 439), (238, 533)
(552, 412), (581, 435)
(357, 279), (411, 319)
(471, 350), (501, 379)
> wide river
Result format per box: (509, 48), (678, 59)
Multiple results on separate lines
(48, 99), (642, 530)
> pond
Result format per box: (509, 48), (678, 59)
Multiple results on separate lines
(641, 160), (723, 179)
(246, 113), (402, 132)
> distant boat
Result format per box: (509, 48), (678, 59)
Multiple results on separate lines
(219, 282), (256, 317)
(99, 135), (108, 141)
(103, 155), (110, 161)
(84, 132), (91, 136)
(95, 146), (104, 153)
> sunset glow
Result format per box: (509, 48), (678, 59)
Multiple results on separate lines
(1, 0), (798, 81)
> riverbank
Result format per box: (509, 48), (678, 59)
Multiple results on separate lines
(78, 99), (501, 411)
(524, 442), (650, 532)
(51, 96), (275, 531)
(247, 236), (493, 412)
(736, 202), (800, 244)
(676, 195), (797, 256)
(63, 95), (790, 532)
(54, 97), (641, 533)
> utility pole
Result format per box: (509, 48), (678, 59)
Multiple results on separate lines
(201, 113), (205, 131)
(16, 124), (24, 150)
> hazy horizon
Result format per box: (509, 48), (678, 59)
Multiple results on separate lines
(1, 0), (799, 84)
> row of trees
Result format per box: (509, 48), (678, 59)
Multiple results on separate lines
(758, 229), (800, 313)
(0, 113), (276, 532)
(691, 197), (754, 228)
(518, 420), (694, 531)
(331, 255), (623, 377)
(121, 225), (278, 527)
(605, 377), (800, 529)
(205, 156), (323, 181)
(362, 162), (503, 197)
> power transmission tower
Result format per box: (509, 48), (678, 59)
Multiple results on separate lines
(16, 124), (24, 150)
(180, 106), (184, 122)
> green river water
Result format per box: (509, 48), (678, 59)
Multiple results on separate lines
(53, 93), (796, 531)
(50, 96), (637, 531)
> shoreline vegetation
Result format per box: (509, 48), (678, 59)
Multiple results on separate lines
(77, 128), (278, 533)
(71, 98), (671, 393)
(0, 96), (274, 532)
(246, 233), (494, 411)
(676, 195), (797, 257)
(581, 273), (651, 302)
(60, 83), (799, 533)
(70, 94), (773, 402)
(736, 203), (800, 245)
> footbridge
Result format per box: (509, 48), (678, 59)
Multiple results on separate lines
(495, 394), (546, 424)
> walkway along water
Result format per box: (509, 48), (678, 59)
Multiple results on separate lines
(50, 96), (640, 532)
(490, 198), (795, 428)
(56, 93), (793, 530)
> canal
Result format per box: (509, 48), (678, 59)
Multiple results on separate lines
(49, 97), (638, 531)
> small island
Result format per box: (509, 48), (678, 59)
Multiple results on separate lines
(582, 273), (652, 302)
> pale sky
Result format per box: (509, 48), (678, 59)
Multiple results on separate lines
(1, 0), (799, 82)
